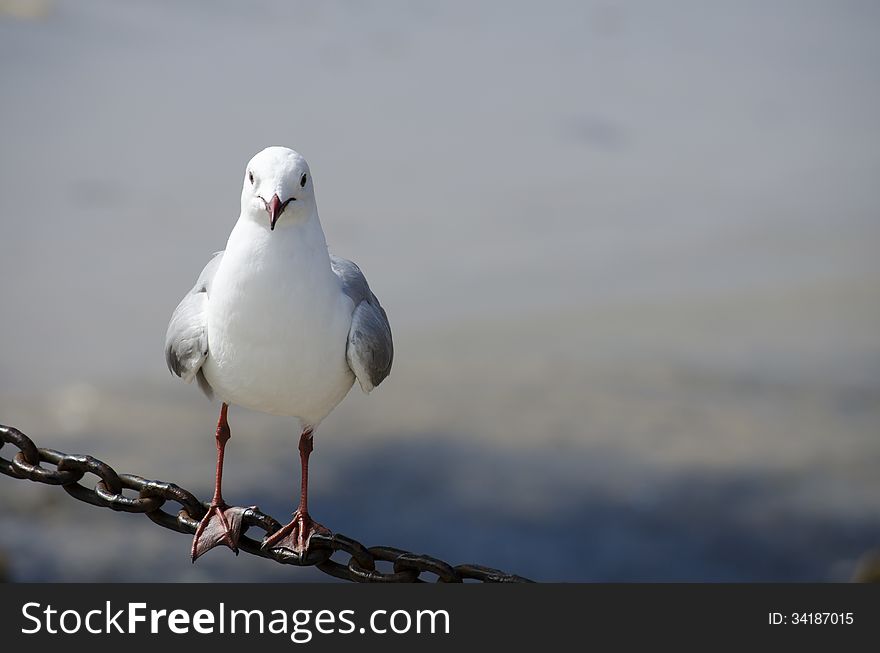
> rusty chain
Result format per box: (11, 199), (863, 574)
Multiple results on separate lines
(0, 424), (532, 583)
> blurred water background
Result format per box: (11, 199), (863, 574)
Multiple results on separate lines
(1, 0), (879, 581)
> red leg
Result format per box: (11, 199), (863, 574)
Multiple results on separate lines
(262, 427), (331, 556)
(191, 403), (247, 562)
(298, 427), (313, 515)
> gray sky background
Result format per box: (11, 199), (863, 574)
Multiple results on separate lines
(1, 0), (878, 393)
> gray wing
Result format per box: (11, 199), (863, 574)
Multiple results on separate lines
(331, 255), (393, 393)
(164, 251), (223, 398)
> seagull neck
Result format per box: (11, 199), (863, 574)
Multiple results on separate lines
(230, 209), (330, 266)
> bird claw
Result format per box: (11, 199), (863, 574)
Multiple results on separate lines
(191, 504), (247, 562)
(261, 510), (331, 558)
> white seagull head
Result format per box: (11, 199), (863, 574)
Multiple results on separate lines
(241, 146), (315, 231)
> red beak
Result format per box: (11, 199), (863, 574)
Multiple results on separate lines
(266, 193), (296, 230)
(267, 194), (282, 231)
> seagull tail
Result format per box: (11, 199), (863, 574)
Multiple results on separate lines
(196, 369), (215, 400)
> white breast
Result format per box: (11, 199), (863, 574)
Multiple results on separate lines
(203, 214), (355, 426)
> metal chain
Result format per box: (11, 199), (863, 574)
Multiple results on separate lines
(0, 424), (532, 583)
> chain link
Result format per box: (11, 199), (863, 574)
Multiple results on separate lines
(0, 424), (532, 583)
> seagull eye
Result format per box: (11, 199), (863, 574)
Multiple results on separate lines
(300, 173), (307, 188)
(248, 171), (254, 185)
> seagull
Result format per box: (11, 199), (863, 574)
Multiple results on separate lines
(165, 146), (393, 561)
